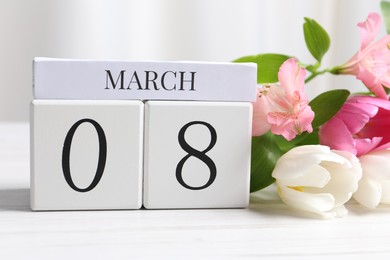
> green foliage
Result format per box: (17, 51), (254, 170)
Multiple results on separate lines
(273, 132), (311, 153)
(309, 89), (350, 128)
(234, 54), (289, 83)
(250, 133), (283, 192)
(381, 1), (390, 34)
(303, 17), (331, 62)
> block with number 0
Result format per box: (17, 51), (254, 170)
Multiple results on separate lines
(30, 100), (143, 210)
(143, 101), (252, 209)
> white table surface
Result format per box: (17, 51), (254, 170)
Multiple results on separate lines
(1, 122), (390, 260)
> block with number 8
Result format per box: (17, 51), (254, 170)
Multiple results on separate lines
(30, 100), (144, 210)
(143, 101), (252, 209)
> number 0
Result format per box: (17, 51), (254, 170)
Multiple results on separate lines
(62, 119), (107, 192)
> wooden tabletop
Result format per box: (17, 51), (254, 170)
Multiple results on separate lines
(1, 123), (390, 259)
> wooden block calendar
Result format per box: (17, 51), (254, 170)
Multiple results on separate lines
(31, 100), (144, 210)
(33, 57), (256, 101)
(143, 101), (252, 209)
(30, 58), (256, 211)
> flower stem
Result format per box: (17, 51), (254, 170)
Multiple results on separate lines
(305, 68), (333, 83)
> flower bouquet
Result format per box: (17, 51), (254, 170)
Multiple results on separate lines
(234, 2), (390, 218)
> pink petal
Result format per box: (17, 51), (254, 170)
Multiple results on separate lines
(296, 106), (315, 133)
(279, 126), (298, 141)
(359, 105), (390, 149)
(373, 142), (390, 152)
(355, 137), (383, 157)
(358, 33), (390, 58)
(319, 117), (357, 155)
(352, 95), (390, 110)
(337, 101), (378, 134)
(358, 12), (381, 50)
(267, 114), (297, 141)
(358, 72), (386, 99)
(252, 114), (271, 136)
(357, 65), (388, 99)
(371, 83), (388, 100)
(320, 95), (390, 157)
(251, 89), (271, 136)
(278, 58), (306, 94)
(354, 35), (390, 99)
(259, 58), (313, 140)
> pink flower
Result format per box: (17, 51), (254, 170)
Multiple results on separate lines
(338, 13), (390, 99)
(319, 95), (390, 157)
(251, 58), (314, 141)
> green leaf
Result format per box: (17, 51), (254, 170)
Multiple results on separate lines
(250, 133), (283, 192)
(273, 129), (320, 153)
(298, 129), (319, 146)
(303, 17), (331, 62)
(273, 133), (309, 153)
(309, 89), (350, 128)
(381, 1), (390, 34)
(234, 54), (290, 83)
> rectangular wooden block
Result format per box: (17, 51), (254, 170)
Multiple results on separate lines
(30, 100), (143, 210)
(143, 101), (252, 209)
(33, 58), (257, 102)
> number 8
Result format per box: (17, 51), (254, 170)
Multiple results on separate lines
(176, 121), (217, 190)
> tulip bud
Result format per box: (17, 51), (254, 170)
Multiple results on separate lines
(272, 145), (362, 218)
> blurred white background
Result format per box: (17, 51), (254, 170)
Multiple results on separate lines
(0, 0), (383, 121)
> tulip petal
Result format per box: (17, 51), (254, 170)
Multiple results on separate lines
(306, 163), (359, 206)
(355, 137), (383, 156)
(274, 145), (361, 218)
(333, 150), (363, 180)
(360, 154), (390, 181)
(369, 148), (390, 157)
(276, 164), (330, 188)
(380, 180), (390, 204)
(374, 142), (390, 152)
(353, 177), (381, 208)
(360, 106), (390, 150)
(332, 205), (348, 218)
(272, 145), (344, 179)
(272, 146), (330, 179)
(278, 185), (335, 216)
(368, 106), (390, 126)
(320, 95), (390, 156)
(358, 12), (381, 50)
(338, 101), (377, 134)
(319, 117), (357, 155)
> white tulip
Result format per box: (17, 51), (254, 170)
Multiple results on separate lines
(353, 149), (390, 208)
(272, 145), (362, 218)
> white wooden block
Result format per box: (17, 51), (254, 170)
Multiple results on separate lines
(30, 100), (143, 210)
(34, 58), (257, 102)
(143, 101), (252, 209)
